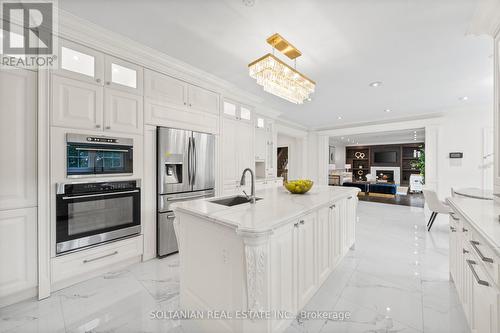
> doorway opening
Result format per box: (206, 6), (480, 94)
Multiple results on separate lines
(277, 146), (288, 181)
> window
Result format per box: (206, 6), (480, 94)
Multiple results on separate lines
(61, 46), (95, 77)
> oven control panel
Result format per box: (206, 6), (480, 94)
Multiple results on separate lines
(59, 180), (139, 195)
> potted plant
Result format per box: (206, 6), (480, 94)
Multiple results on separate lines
(415, 145), (425, 183)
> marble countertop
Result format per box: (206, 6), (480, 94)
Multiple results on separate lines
(447, 196), (500, 256)
(173, 185), (360, 234)
(454, 187), (494, 200)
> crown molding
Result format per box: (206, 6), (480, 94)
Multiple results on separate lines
(56, 9), (268, 106)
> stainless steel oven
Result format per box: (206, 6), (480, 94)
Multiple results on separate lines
(66, 133), (133, 177)
(56, 180), (141, 255)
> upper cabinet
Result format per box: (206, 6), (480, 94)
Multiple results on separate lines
(223, 99), (253, 123)
(104, 56), (143, 95)
(144, 69), (219, 115)
(58, 39), (104, 85)
(53, 40), (144, 134)
(58, 40), (143, 95)
(255, 116), (276, 176)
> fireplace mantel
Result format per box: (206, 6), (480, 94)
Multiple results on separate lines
(371, 166), (401, 184)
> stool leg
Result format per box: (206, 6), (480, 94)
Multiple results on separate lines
(428, 213), (438, 231)
(427, 212), (436, 227)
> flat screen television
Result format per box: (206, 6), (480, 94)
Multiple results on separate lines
(374, 151), (398, 163)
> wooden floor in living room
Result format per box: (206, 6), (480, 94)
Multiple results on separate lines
(356, 192), (424, 208)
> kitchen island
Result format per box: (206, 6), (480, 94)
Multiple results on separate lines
(173, 185), (360, 333)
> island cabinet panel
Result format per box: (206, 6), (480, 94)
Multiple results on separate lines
(270, 223), (297, 332)
(317, 206), (331, 285)
(297, 212), (317, 309)
(174, 187), (360, 333)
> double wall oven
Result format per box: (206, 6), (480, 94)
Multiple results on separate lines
(56, 180), (141, 255)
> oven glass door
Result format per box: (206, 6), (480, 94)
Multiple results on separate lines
(67, 143), (133, 176)
(56, 190), (140, 253)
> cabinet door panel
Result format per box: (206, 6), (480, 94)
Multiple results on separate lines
(0, 207), (37, 298)
(105, 56), (143, 94)
(270, 224), (297, 331)
(58, 39), (104, 85)
(222, 118), (239, 185)
(52, 75), (103, 130)
(297, 213), (316, 309)
(188, 85), (219, 115)
(471, 262), (499, 333)
(255, 128), (266, 160)
(0, 69), (37, 210)
(104, 88), (143, 134)
(317, 206), (331, 284)
(238, 122), (254, 183)
(144, 70), (187, 109)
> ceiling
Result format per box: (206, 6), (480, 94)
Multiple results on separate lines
(329, 128), (425, 146)
(60, 0), (493, 129)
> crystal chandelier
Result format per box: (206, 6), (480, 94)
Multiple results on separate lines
(248, 34), (315, 104)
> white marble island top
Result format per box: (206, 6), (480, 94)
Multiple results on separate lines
(173, 185), (360, 234)
(447, 196), (500, 256)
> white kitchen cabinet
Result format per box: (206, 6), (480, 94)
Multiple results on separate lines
(0, 208), (38, 300)
(470, 259), (499, 333)
(52, 75), (143, 134)
(104, 55), (143, 95)
(223, 99), (253, 123)
(0, 68), (37, 211)
(104, 88), (143, 134)
(270, 223), (297, 332)
(317, 206), (331, 284)
(52, 75), (104, 130)
(297, 212), (317, 309)
(144, 69), (187, 109)
(255, 127), (267, 161)
(187, 84), (219, 115)
(144, 69), (219, 115)
(221, 102), (254, 194)
(448, 201), (500, 333)
(58, 39), (104, 85)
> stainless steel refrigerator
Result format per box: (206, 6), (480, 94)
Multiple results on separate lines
(157, 127), (215, 257)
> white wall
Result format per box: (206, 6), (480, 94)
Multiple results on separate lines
(435, 107), (493, 198)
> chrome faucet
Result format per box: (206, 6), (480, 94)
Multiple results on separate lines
(240, 168), (256, 204)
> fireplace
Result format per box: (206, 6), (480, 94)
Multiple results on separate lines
(376, 170), (394, 183)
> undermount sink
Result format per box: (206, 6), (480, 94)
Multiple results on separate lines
(210, 195), (262, 207)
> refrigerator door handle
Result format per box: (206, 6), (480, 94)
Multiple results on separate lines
(192, 137), (197, 186)
(187, 137), (192, 186)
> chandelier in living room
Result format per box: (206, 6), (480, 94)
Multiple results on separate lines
(248, 33), (315, 104)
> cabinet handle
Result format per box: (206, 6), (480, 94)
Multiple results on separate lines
(462, 227), (468, 232)
(183, 102), (187, 105)
(294, 222), (299, 228)
(83, 251), (118, 264)
(95, 124), (101, 129)
(96, 78), (101, 83)
(463, 248), (469, 254)
(189, 104), (192, 107)
(466, 259), (489, 286)
(470, 241), (494, 263)
(348, 196), (353, 200)
(450, 226), (456, 232)
(299, 220), (305, 225)
(329, 204), (336, 209)
(105, 126), (111, 130)
(449, 212), (459, 221)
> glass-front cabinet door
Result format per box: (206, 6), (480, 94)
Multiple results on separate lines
(105, 55), (143, 95)
(58, 39), (104, 84)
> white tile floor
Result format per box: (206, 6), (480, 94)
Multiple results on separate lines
(0, 202), (469, 333)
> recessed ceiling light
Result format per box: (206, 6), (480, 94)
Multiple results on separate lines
(459, 96), (469, 101)
(369, 81), (382, 87)
(337, 116), (343, 120)
(384, 109), (391, 113)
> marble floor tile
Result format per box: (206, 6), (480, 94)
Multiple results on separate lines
(0, 202), (469, 333)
